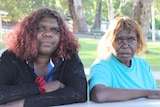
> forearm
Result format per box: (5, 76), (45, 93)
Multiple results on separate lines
(91, 85), (149, 103)
(0, 84), (39, 104)
(24, 87), (87, 107)
(24, 78), (87, 107)
(100, 87), (148, 102)
(0, 99), (24, 107)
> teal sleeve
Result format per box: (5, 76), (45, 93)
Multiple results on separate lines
(88, 62), (112, 92)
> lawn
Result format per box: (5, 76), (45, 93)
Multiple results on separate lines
(1, 38), (160, 72)
(0, 45), (4, 50)
(0, 38), (160, 88)
(141, 42), (160, 71)
(78, 38), (99, 67)
(0, 42), (6, 53)
(78, 38), (160, 72)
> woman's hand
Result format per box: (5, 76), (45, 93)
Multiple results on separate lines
(45, 80), (65, 93)
(147, 90), (160, 99)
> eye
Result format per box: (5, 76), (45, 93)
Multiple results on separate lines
(37, 26), (44, 32)
(128, 38), (135, 42)
(51, 28), (60, 34)
(115, 38), (122, 43)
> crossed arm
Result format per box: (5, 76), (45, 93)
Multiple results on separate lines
(90, 84), (160, 103)
(0, 80), (65, 107)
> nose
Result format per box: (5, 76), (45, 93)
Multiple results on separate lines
(43, 30), (53, 37)
(121, 40), (129, 48)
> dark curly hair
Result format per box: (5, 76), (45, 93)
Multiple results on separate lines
(5, 7), (80, 61)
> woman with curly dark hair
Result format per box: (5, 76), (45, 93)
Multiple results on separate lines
(0, 8), (87, 107)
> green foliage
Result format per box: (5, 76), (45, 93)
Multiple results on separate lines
(153, 0), (160, 29)
(82, 0), (96, 25)
(0, 0), (68, 22)
(121, 0), (134, 17)
(155, 18), (160, 29)
(82, 0), (108, 25)
(1, 0), (160, 29)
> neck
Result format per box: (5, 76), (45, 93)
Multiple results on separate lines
(35, 55), (50, 64)
(34, 55), (51, 77)
(122, 60), (131, 67)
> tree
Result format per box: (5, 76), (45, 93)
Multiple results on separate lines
(132, 0), (152, 40)
(67, 0), (88, 33)
(106, 0), (127, 25)
(0, 0), (70, 23)
(91, 0), (102, 30)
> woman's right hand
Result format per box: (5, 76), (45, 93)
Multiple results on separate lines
(44, 80), (65, 93)
(147, 90), (160, 99)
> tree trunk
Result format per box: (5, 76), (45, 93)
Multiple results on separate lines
(91, 0), (102, 30)
(132, 0), (152, 41)
(106, 0), (114, 25)
(151, 4), (156, 41)
(68, 0), (88, 33)
(106, 0), (126, 25)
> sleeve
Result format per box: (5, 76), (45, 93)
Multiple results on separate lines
(0, 51), (40, 104)
(23, 54), (87, 107)
(88, 59), (112, 92)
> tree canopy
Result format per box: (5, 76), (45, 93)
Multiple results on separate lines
(0, 0), (160, 30)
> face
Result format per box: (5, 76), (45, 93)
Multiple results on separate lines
(37, 16), (60, 56)
(112, 30), (137, 66)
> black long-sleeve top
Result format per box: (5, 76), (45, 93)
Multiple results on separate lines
(0, 50), (87, 107)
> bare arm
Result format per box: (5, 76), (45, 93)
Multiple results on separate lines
(0, 80), (64, 107)
(44, 80), (65, 93)
(90, 84), (160, 103)
(0, 99), (24, 107)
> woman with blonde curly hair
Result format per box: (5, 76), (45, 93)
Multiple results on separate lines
(89, 16), (160, 103)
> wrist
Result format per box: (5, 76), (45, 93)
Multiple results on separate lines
(35, 76), (46, 94)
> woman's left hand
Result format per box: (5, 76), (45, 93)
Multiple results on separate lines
(0, 99), (24, 107)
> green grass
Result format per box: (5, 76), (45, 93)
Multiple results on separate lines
(156, 80), (160, 89)
(0, 44), (5, 50)
(0, 38), (160, 72)
(78, 38), (160, 72)
(78, 38), (99, 67)
(141, 42), (160, 71)
(0, 38), (160, 88)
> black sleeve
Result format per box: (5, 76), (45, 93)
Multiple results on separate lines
(0, 51), (40, 104)
(24, 54), (87, 107)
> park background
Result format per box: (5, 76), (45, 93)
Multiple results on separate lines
(0, 0), (160, 87)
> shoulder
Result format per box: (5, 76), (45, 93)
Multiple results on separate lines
(90, 58), (112, 76)
(133, 55), (148, 64)
(133, 55), (150, 66)
(61, 53), (83, 67)
(0, 50), (19, 61)
(67, 53), (81, 62)
(91, 57), (112, 69)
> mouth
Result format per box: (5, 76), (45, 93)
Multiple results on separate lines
(118, 53), (131, 57)
(40, 41), (54, 46)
